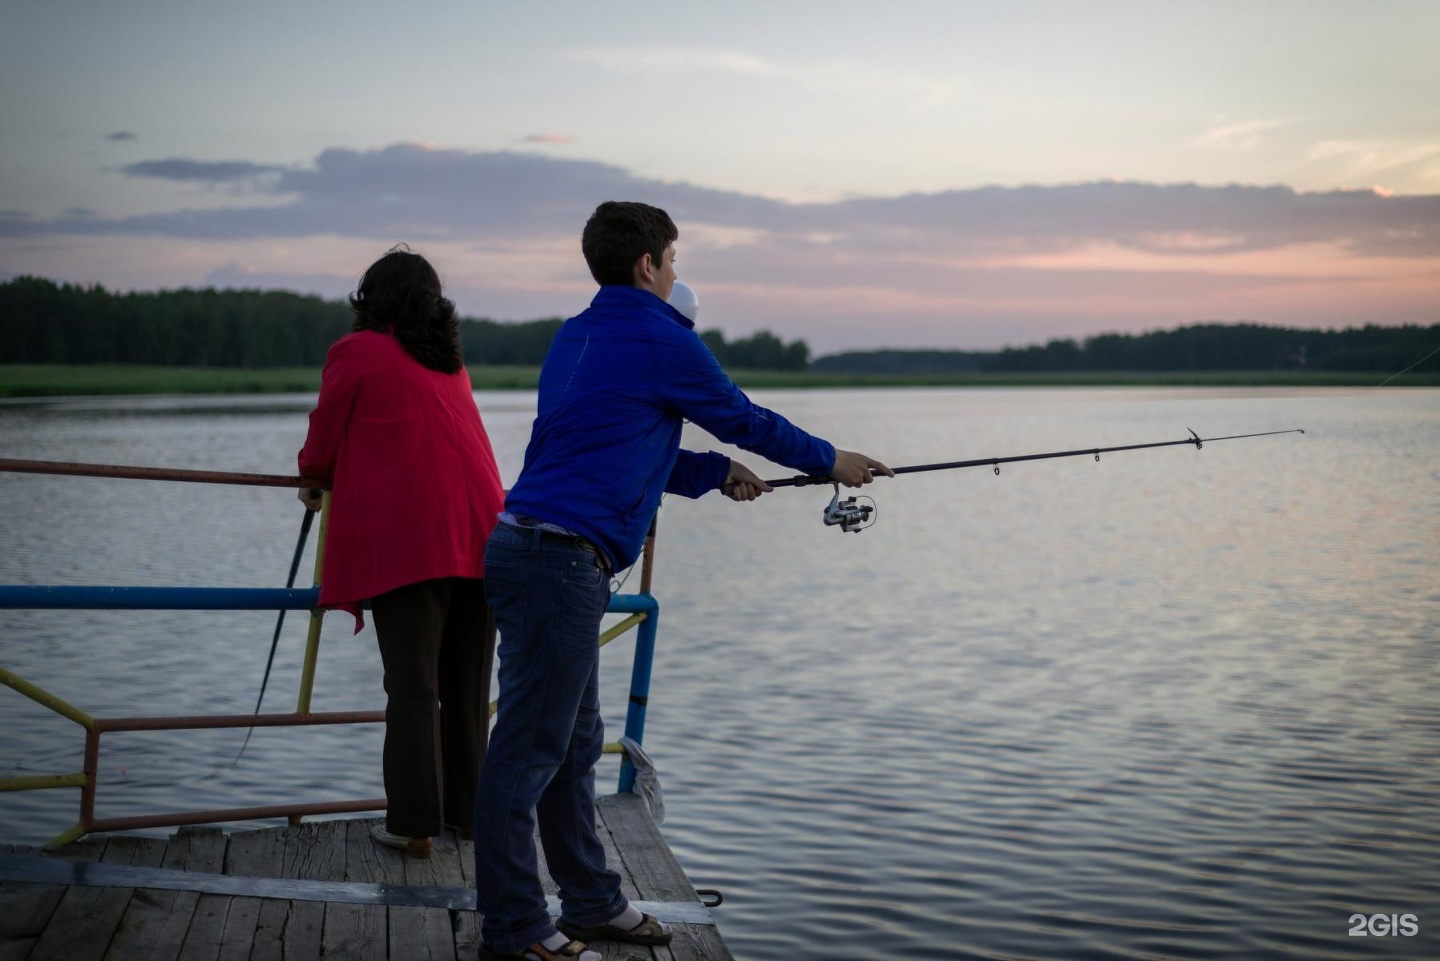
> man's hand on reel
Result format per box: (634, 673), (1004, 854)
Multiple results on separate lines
(829, 449), (894, 488)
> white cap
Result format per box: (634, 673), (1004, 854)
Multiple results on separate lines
(668, 280), (699, 322)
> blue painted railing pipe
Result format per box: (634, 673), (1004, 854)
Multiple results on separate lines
(618, 600), (660, 794)
(2, 583), (662, 792)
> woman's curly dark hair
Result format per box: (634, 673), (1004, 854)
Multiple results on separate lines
(350, 245), (462, 374)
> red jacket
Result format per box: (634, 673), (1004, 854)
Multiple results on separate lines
(298, 330), (505, 630)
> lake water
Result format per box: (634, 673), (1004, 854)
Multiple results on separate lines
(1, 387), (1437, 960)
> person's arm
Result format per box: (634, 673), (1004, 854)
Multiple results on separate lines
(297, 336), (364, 496)
(660, 334), (836, 477)
(664, 449), (730, 498)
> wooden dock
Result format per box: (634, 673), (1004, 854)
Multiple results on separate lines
(0, 793), (732, 961)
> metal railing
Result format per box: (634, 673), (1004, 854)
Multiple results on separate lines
(0, 457), (660, 846)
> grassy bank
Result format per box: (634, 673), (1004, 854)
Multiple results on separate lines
(722, 368), (1439, 389)
(1, 364), (1435, 398)
(0, 364), (542, 397)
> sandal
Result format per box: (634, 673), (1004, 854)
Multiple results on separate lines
(478, 939), (593, 961)
(556, 911), (673, 946)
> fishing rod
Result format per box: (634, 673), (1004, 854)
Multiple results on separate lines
(232, 507), (315, 764)
(724, 427), (1306, 533)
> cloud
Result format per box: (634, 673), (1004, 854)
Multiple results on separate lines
(522, 134), (574, 145)
(106, 131), (137, 142)
(1307, 137), (1440, 180)
(5, 144), (1439, 349)
(1192, 118), (1295, 154)
(120, 158), (286, 183)
(7, 144), (1437, 260)
(569, 46), (962, 112)
(569, 46), (781, 79)
(204, 261), (357, 299)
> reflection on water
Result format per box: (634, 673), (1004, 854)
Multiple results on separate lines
(2, 388), (1437, 960)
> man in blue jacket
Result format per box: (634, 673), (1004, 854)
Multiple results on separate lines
(473, 201), (891, 961)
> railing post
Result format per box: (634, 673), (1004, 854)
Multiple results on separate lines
(618, 601), (659, 794)
(78, 727), (100, 835)
(639, 513), (657, 595)
(295, 492), (330, 714)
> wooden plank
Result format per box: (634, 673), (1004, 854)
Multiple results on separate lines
(390, 820), (459, 961)
(103, 827), (224, 961)
(30, 835), (166, 961)
(452, 913), (483, 960)
(596, 796), (733, 961)
(226, 823), (331, 961)
(342, 819), (453, 961)
(318, 903), (386, 961)
(593, 805), (640, 901)
(286, 820), (347, 883)
(248, 899), (321, 961)
(0, 880), (64, 961)
(302, 819), (387, 961)
(0, 841), (68, 961)
(175, 893), (264, 961)
(656, 924), (732, 961)
(400, 823), (462, 889)
(467, 798), (733, 960)
(173, 891), (226, 961)
(584, 937), (658, 961)
(450, 826), (481, 961)
(214, 898), (262, 961)
(221, 826), (285, 880)
(290, 818), (348, 961)
(11, 806), (729, 961)
(345, 820), (402, 886)
(451, 825), (475, 888)
(594, 795), (692, 902)
(227, 819), (348, 882)
(386, 906), (455, 961)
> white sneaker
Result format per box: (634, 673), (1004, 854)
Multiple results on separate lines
(369, 823), (433, 858)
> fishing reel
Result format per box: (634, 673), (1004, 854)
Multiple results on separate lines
(822, 483), (877, 533)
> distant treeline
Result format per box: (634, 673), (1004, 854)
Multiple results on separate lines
(0, 276), (811, 371)
(811, 323), (1440, 374)
(5, 276), (1434, 376)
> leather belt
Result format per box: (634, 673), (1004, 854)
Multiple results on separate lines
(506, 518), (611, 572)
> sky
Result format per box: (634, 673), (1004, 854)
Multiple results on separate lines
(2, 0), (1438, 353)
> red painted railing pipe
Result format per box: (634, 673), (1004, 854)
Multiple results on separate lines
(0, 457), (328, 490)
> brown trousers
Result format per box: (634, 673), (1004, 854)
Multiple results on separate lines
(370, 577), (495, 837)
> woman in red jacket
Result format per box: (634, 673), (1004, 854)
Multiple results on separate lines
(298, 246), (505, 858)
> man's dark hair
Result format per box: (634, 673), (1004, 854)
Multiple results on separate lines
(350, 245), (462, 374)
(581, 201), (679, 286)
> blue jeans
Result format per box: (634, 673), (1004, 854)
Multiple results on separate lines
(473, 523), (629, 952)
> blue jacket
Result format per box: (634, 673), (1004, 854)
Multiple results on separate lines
(505, 285), (836, 571)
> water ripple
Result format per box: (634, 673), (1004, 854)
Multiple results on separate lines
(3, 389), (1439, 960)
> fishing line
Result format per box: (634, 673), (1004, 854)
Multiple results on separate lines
(1375, 343), (1440, 388)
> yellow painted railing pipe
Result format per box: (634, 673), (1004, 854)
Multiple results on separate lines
(599, 612), (647, 649)
(46, 823), (88, 848)
(0, 773), (87, 793)
(0, 667), (95, 730)
(295, 492), (330, 714)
